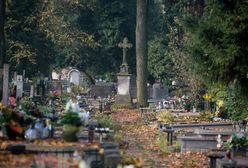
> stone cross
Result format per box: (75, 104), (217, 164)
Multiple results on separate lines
(118, 37), (132, 64)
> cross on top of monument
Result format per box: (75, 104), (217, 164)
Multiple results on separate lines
(118, 37), (132, 64)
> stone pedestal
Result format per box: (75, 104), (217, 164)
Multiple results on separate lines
(114, 73), (132, 108)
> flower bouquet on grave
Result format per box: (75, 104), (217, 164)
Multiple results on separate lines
(49, 91), (60, 101)
(0, 104), (24, 140)
(225, 133), (248, 158)
(59, 111), (82, 142)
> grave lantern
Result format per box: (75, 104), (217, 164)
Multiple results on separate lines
(88, 125), (95, 143)
(172, 81), (177, 86)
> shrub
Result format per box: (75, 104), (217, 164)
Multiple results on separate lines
(155, 131), (170, 156)
(59, 112), (82, 127)
(156, 110), (174, 124)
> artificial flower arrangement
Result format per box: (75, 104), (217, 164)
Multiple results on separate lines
(0, 104), (23, 139)
(225, 133), (248, 158)
(226, 133), (248, 148)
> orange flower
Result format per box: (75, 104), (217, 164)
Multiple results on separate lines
(9, 120), (23, 134)
(0, 103), (5, 109)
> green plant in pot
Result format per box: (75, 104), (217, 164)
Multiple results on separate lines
(225, 133), (248, 158)
(59, 111), (82, 142)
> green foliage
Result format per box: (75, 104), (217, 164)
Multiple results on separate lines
(62, 124), (79, 142)
(226, 87), (248, 120)
(148, 38), (174, 84)
(208, 84), (228, 103)
(59, 112), (82, 126)
(172, 140), (181, 152)
(38, 0), (99, 70)
(185, 0), (248, 93)
(37, 105), (53, 115)
(4, 0), (138, 79)
(199, 111), (215, 121)
(155, 131), (170, 156)
(0, 107), (19, 124)
(156, 110), (174, 124)
(5, 0), (55, 76)
(93, 112), (118, 130)
(91, 0), (136, 75)
(226, 133), (248, 148)
(18, 97), (33, 112)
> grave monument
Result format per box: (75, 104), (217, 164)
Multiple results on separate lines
(68, 69), (80, 85)
(16, 75), (23, 98)
(114, 37), (132, 108)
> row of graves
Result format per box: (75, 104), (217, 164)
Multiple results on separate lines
(140, 105), (248, 167)
(0, 94), (123, 167)
(0, 68), (124, 168)
(136, 81), (248, 167)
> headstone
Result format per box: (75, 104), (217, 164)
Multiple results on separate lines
(68, 69), (80, 85)
(23, 83), (31, 96)
(91, 82), (115, 98)
(52, 70), (60, 80)
(30, 85), (34, 98)
(114, 38), (132, 108)
(13, 71), (17, 81)
(16, 75), (23, 98)
(36, 79), (45, 96)
(2, 64), (9, 105)
(152, 83), (168, 100)
(130, 74), (136, 98)
(22, 70), (25, 79)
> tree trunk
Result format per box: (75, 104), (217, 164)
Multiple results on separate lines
(0, 0), (6, 100)
(136, 0), (148, 107)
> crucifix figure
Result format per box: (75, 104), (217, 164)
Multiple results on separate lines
(118, 37), (132, 64)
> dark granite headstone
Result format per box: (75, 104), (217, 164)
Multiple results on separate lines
(91, 82), (115, 98)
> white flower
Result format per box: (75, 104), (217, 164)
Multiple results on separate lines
(236, 133), (245, 139)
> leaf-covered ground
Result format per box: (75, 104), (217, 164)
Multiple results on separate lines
(111, 109), (209, 168)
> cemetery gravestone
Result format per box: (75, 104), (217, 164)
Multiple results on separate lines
(23, 83), (31, 96)
(52, 70), (60, 80)
(130, 74), (137, 99)
(30, 85), (34, 98)
(68, 69), (80, 85)
(114, 38), (132, 108)
(91, 82), (115, 98)
(16, 75), (23, 98)
(152, 83), (168, 100)
(117, 75), (130, 96)
(36, 79), (46, 97)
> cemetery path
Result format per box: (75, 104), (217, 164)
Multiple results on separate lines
(111, 109), (208, 168)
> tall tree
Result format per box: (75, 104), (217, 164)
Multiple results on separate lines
(186, 0), (248, 92)
(136, 0), (148, 106)
(0, 0), (6, 100)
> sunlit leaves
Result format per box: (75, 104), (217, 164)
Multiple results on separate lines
(7, 40), (36, 65)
